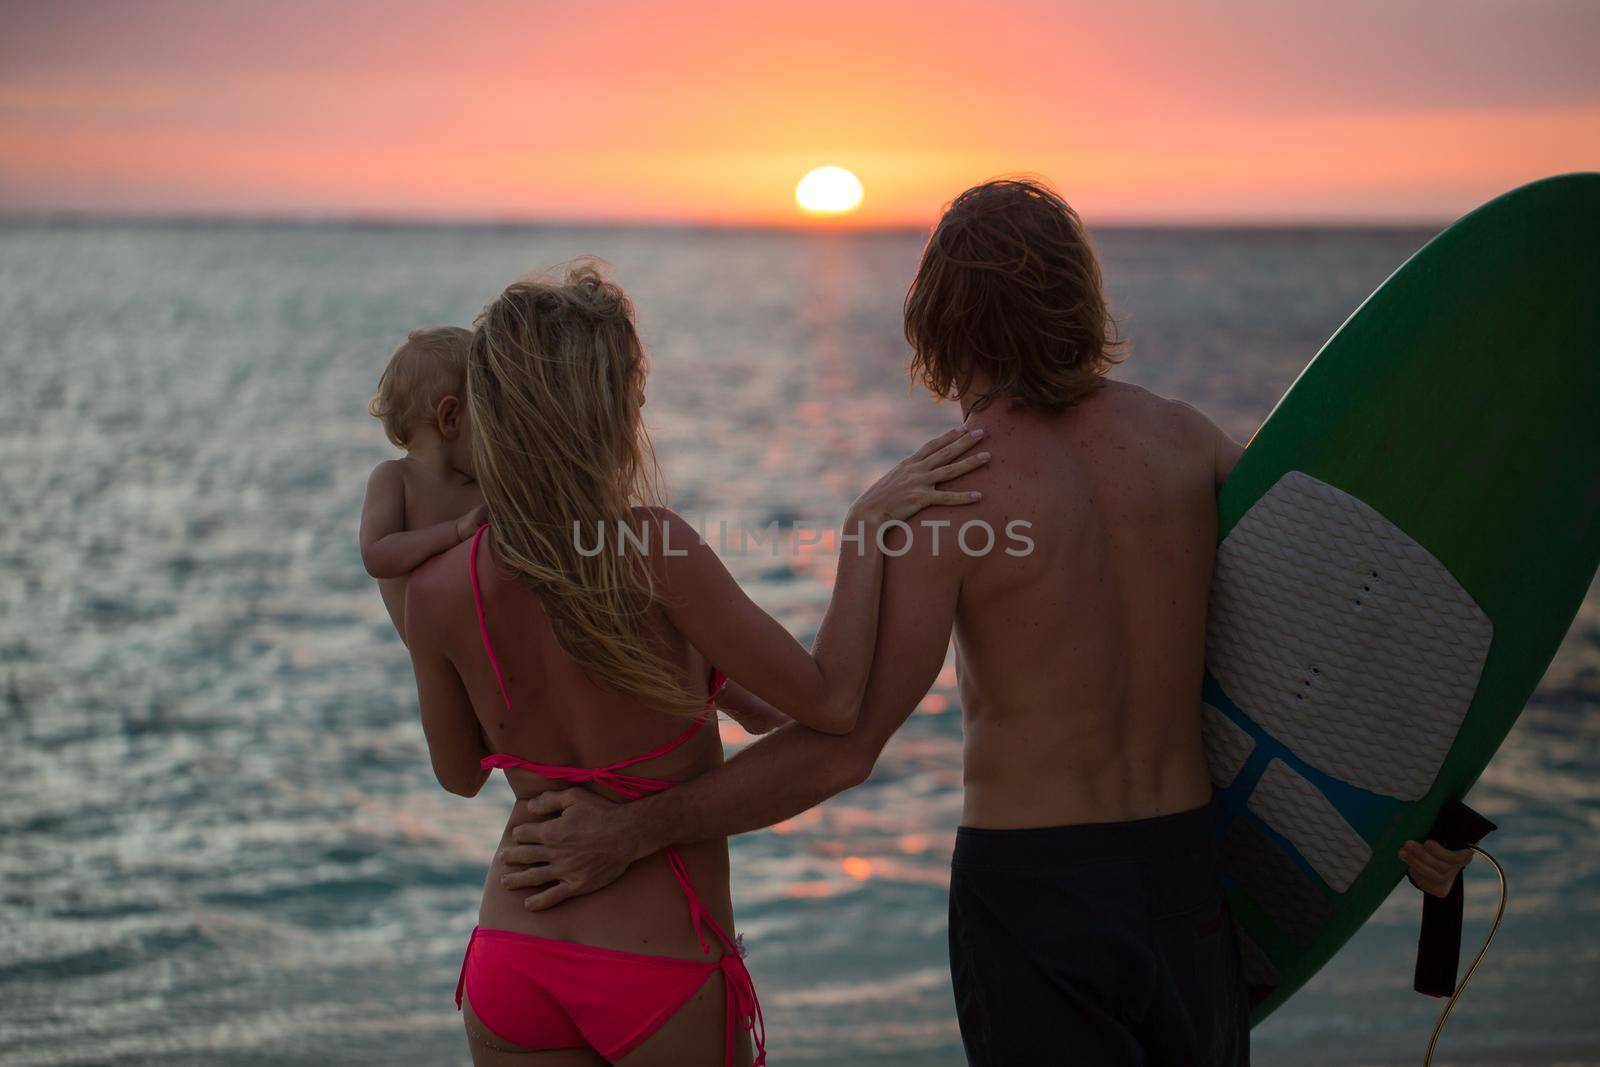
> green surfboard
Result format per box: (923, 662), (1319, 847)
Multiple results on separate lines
(1200, 173), (1600, 1022)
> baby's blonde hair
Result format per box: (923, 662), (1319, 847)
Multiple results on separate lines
(369, 326), (473, 449)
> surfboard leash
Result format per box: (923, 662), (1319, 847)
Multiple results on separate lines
(1420, 845), (1507, 1067)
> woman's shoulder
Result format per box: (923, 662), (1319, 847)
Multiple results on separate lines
(629, 504), (685, 528)
(407, 538), (475, 614)
(628, 506), (707, 559)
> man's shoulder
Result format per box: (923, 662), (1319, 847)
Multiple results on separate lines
(1093, 383), (1241, 490)
(1097, 379), (1201, 421)
(1095, 381), (1223, 453)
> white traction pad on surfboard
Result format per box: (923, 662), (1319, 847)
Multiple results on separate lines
(1248, 759), (1372, 893)
(1207, 471), (1492, 801)
(1202, 703), (1254, 787)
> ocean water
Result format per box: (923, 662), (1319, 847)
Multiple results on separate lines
(0, 220), (1595, 1066)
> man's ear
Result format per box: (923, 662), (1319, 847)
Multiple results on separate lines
(435, 395), (462, 439)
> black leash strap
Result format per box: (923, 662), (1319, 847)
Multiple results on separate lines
(1414, 799), (1497, 997)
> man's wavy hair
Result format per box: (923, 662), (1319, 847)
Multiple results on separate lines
(904, 176), (1122, 412)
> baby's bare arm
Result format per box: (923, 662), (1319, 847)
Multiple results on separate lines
(358, 462), (483, 578)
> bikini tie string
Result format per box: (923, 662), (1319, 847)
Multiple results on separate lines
(720, 953), (767, 1067)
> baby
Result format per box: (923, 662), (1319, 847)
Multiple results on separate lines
(360, 325), (488, 644)
(359, 323), (788, 737)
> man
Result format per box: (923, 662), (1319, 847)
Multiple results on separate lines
(498, 178), (1471, 1065)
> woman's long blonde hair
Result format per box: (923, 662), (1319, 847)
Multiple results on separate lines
(467, 261), (703, 716)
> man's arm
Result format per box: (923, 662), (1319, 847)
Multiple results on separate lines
(503, 515), (968, 909)
(1170, 399), (1245, 489)
(1214, 422), (1245, 487)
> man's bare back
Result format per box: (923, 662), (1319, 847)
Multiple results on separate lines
(954, 379), (1233, 828)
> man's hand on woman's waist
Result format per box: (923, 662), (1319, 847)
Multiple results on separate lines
(501, 788), (662, 911)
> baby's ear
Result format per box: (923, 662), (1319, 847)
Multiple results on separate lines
(435, 394), (462, 437)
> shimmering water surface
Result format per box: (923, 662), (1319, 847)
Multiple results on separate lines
(1, 221), (1596, 1066)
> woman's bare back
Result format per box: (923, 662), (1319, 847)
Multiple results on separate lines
(414, 529), (738, 961)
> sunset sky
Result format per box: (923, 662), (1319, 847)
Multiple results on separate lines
(1, 0), (1596, 225)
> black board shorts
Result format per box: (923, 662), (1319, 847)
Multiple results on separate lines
(948, 802), (1250, 1066)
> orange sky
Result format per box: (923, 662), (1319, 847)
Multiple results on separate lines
(1, 0), (1597, 225)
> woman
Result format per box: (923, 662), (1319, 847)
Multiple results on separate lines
(403, 262), (990, 1066)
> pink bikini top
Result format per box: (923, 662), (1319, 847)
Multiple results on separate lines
(467, 524), (727, 796)
(467, 531), (726, 796)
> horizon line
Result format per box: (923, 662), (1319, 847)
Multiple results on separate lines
(0, 207), (1455, 234)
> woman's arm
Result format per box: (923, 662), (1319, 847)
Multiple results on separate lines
(359, 461), (486, 579)
(404, 556), (492, 796)
(715, 680), (790, 735)
(653, 426), (987, 735)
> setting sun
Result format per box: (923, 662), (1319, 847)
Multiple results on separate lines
(795, 166), (864, 217)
